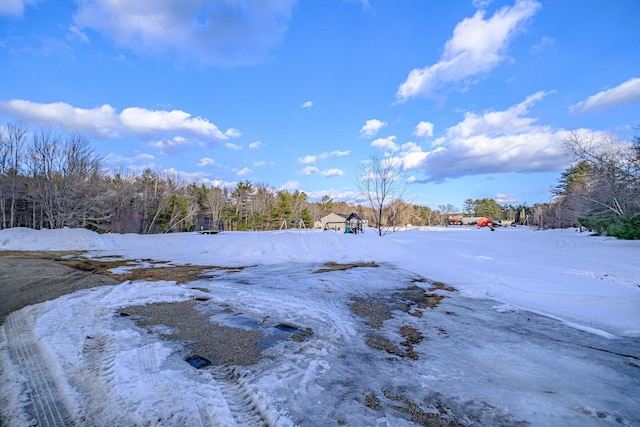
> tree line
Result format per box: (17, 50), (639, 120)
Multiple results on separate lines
(2, 123), (637, 238)
(537, 131), (640, 239)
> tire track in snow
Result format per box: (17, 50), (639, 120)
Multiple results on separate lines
(3, 309), (74, 426)
(208, 366), (271, 427)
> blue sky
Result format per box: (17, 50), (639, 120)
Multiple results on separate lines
(1, 0), (639, 210)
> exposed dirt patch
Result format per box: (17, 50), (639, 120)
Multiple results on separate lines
(0, 252), (118, 324)
(352, 279), (454, 360)
(365, 333), (402, 356)
(290, 327), (314, 342)
(0, 250), (247, 325)
(396, 285), (446, 310)
(364, 326), (425, 360)
(350, 297), (392, 329)
(381, 389), (462, 427)
(58, 258), (245, 284)
(313, 261), (378, 273)
(121, 300), (264, 366)
(0, 250), (83, 259)
(430, 281), (456, 292)
(400, 325), (425, 360)
(364, 392), (382, 410)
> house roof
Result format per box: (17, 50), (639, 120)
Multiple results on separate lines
(320, 212), (363, 222)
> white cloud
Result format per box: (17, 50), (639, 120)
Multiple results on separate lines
(298, 150), (349, 164)
(413, 121), (434, 138)
(0, 100), (120, 138)
(67, 25), (90, 43)
(104, 152), (155, 165)
(494, 193), (520, 204)
(439, 91), (551, 140)
(72, 0), (297, 66)
(225, 142), (242, 150)
(152, 136), (193, 153)
(197, 157), (215, 167)
(305, 189), (367, 204)
(224, 128), (242, 138)
(0, 0), (37, 17)
(236, 167), (253, 176)
(201, 178), (236, 189)
(371, 135), (399, 152)
(301, 101), (313, 109)
(300, 166), (320, 175)
(359, 119), (387, 138)
(392, 92), (579, 181)
(0, 99), (235, 147)
(395, 0), (541, 102)
(472, 0), (493, 8)
(531, 36), (555, 53)
(322, 168), (345, 177)
(298, 155), (318, 164)
(280, 181), (300, 191)
(570, 77), (640, 114)
(249, 140), (263, 149)
(120, 107), (227, 139)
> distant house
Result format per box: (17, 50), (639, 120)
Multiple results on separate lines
(320, 213), (366, 233)
(321, 213), (348, 232)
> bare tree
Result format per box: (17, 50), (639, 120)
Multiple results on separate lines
(205, 186), (228, 226)
(438, 203), (458, 227)
(0, 123), (28, 228)
(28, 131), (105, 229)
(107, 170), (141, 233)
(562, 131), (640, 227)
(356, 153), (406, 236)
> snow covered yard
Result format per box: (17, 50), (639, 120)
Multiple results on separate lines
(0, 226), (639, 426)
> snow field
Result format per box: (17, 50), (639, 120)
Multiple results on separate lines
(0, 226), (639, 425)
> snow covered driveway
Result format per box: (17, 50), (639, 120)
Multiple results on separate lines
(1, 260), (639, 426)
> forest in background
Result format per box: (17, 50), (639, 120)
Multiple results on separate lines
(1, 122), (638, 238)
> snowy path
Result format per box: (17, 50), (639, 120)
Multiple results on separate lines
(3, 309), (74, 426)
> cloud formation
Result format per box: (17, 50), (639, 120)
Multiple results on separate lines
(359, 119), (387, 138)
(236, 167), (252, 176)
(300, 166), (320, 176)
(72, 0), (297, 66)
(198, 157), (215, 167)
(395, 0), (540, 102)
(0, 0), (37, 17)
(391, 92), (576, 181)
(299, 166), (344, 177)
(413, 121), (434, 138)
(570, 77), (640, 114)
(297, 150), (349, 164)
(301, 101), (313, 109)
(321, 168), (345, 177)
(0, 99), (236, 145)
(371, 136), (398, 152)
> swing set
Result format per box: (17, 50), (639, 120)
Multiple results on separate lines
(279, 217), (308, 232)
